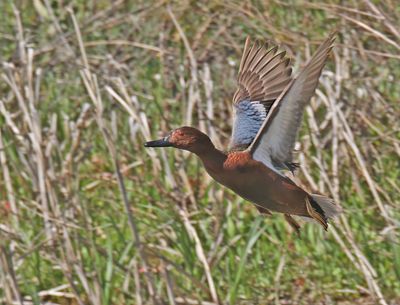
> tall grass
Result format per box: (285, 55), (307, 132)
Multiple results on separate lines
(0, 1), (399, 304)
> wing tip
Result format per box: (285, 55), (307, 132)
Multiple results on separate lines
(323, 30), (338, 53)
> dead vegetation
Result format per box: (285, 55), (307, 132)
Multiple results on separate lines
(0, 1), (399, 304)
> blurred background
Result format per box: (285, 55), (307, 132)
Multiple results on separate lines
(0, 1), (399, 304)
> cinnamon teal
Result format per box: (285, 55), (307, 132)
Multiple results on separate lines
(145, 33), (341, 232)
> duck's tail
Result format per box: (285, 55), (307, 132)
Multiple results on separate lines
(305, 194), (342, 230)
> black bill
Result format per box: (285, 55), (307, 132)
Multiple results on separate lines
(144, 137), (172, 147)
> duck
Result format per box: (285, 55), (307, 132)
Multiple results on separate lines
(145, 33), (341, 233)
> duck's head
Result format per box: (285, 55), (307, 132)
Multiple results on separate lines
(144, 126), (213, 153)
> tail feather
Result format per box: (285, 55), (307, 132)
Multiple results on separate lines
(311, 194), (342, 219)
(304, 195), (342, 230)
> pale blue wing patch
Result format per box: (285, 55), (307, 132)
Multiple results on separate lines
(229, 100), (266, 150)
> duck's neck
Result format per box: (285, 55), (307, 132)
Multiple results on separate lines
(193, 144), (227, 172)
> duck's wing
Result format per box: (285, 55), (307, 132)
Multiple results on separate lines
(248, 33), (335, 171)
(229, 37), (293, 151)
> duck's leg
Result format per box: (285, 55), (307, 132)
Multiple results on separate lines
(255, 205), (272, 216)
(284, 214), (301, 235)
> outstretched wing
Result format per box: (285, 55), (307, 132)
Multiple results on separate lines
(248, 33), (336, 171)
(229, 37), (293, 150)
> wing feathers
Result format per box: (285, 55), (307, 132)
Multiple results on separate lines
(249, 33), (336, 170)
(242, 42), (260, 73)
(233, 40), (292, 105)
(264, 70), (292, 90)
(229, 37), (293, 150)
(253, 46), (279, 73)
(259, 51), (287, 76)
(238, 37), (251, 73)
(249, 44), (268, 71)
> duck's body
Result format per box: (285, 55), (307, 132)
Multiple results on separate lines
(145, 33), (341, 232)
(200, 149), (307, 216)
